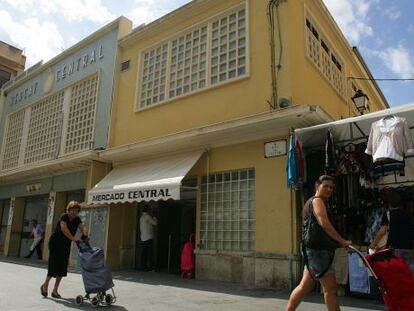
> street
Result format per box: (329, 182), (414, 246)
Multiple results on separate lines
(0, 258), (386, 311)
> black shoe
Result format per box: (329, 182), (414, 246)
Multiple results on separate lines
(40, 285), (47, 297)
(51, 292), (61, 299)
(24, 255), (31, 259)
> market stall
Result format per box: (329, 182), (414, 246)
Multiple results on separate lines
(292, 102), (414, 297)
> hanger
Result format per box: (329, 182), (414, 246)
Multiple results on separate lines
(383, 115), (395, 120)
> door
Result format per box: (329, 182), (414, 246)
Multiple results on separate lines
(0, 200), (11, 252)
(157, 199), (196, 273)
(19, 196), (48, 257)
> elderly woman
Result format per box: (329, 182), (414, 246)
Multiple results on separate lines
(285, 175), (352, 311)
(41, 201), (88, 298)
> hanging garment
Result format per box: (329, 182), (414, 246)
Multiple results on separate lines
(364, 208), (385, 244)
(287, 132), (298, 188)
(334, 248), (349, 285)
(295, 139), (304, 183)
(365, 116), (414, 162)
(325, 130), (336, 175)
(348, 252), (370, 294)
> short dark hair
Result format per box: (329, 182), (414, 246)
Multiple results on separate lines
(315, 175), (335, 187)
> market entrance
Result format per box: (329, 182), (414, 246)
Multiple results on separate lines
(135, 180), (196, 274)
(19, 195), (48, 258)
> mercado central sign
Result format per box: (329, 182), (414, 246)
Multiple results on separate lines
(55, 44), (104, 83)
(7, 44), (105, 108)
(89, 187), (176, 205)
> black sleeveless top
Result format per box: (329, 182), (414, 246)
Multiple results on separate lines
(49, 213), (81, 248)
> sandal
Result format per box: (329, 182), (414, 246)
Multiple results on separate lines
(51, 292), (61, 299)
(40, 285), (47, 297)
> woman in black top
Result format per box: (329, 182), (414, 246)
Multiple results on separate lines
(285, 175), (352, 311)
(40, 201), (88, 298)
(370, 188), (414, 274)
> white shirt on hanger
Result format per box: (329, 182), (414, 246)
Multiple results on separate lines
(365, 116), (414, 162)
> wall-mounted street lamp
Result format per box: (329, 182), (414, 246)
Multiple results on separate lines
(351, 89), (369, 115)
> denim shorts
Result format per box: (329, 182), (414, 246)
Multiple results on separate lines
(303, 247), (335, 279)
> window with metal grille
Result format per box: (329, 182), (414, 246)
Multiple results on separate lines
(64, 74), (98, 154)
(169, 26), (208, 98)
(1, 110), (25, 170)
(200, 168), (255, 252)
(137, 4), (248, 109)
(210, 8), (247, 85)
(139, 43), (168, 107)
(305, 16), (345, 98)
(24, 91), (64, 164)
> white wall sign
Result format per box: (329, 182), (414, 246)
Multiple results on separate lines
(264, 140), (287, 158)
(26, 183), (41, 193)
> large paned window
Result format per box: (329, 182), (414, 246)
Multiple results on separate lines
(0, 73), (99, 170)
(64, 75), (98, 154)
(305, 16), (345, 98)
(137, 3), (248, 109)
(200, 168), (255, 252)
(169, 26), (208, 98)
(1, 110), (25, 170)
(24, 91), (64, 164)
(210, 8), (247, 85)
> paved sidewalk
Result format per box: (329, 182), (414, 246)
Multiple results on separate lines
(0, 257), (386, 311)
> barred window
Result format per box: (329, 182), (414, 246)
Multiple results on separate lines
(305, 17), (345, 98)
(210, 9), (246, 85)
(64, 75), (98, 154)
(169, 26), (208, 98)
(138, 4), (248, 109)
(139, 44), (168, 107)
(24, 91), (64, 164)
(200, 168), (255, 251)
(1, 110), (25, 170)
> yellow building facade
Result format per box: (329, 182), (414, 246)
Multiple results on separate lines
(87, 0), (388, 288)
(0, 41), (26, 88)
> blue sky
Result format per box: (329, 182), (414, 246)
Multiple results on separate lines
(0, 0), (413, 107)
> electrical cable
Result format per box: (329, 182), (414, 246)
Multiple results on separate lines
(267, 0), (284, 110)
(348, 77), (414, 81)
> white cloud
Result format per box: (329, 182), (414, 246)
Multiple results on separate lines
(322, 0), (376, 44)
(126, 0), (190, 25)
(383, 6), (401, 21)
(377, 44), (414, 79)
(1, 0), (115, 24)
(0, 10), (65, 66)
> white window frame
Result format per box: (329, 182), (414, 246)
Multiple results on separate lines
(135, 1), (249, 112)
(200, 168), (256, 252)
